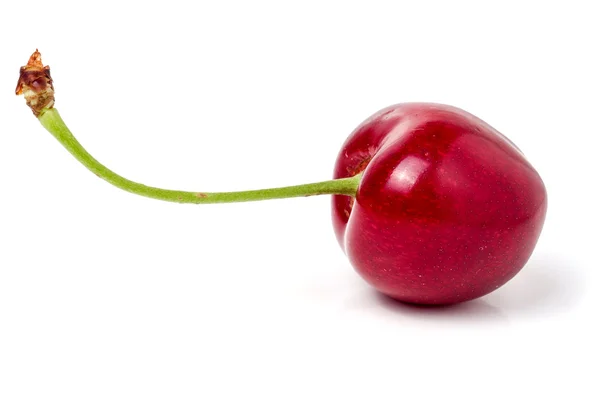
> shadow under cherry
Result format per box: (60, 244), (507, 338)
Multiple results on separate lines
(483, 253), (584, 316)
(345, 253), (582, 323)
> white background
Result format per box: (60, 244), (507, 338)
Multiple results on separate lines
(1, 1), (598, 399)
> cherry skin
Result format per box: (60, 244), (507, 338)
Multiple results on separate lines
(332, 103), (547, 305)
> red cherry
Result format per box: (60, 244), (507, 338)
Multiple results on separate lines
(332, 103), (547, 305)
(17, 52), (549, 307)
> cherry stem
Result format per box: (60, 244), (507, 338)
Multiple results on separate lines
(38, 108), (360, 204)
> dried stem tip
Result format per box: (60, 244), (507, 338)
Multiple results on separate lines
(16, 49), (55, 117)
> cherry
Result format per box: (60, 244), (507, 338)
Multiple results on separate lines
(17, 51), (547, 306)
(332, 103), (547, 305)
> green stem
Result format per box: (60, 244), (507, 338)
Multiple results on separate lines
(38, 108), (360, 204)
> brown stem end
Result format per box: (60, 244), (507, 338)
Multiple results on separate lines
(16, 49), (55, 117)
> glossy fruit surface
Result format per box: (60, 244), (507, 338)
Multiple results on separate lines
(332, 103), (547, 305)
